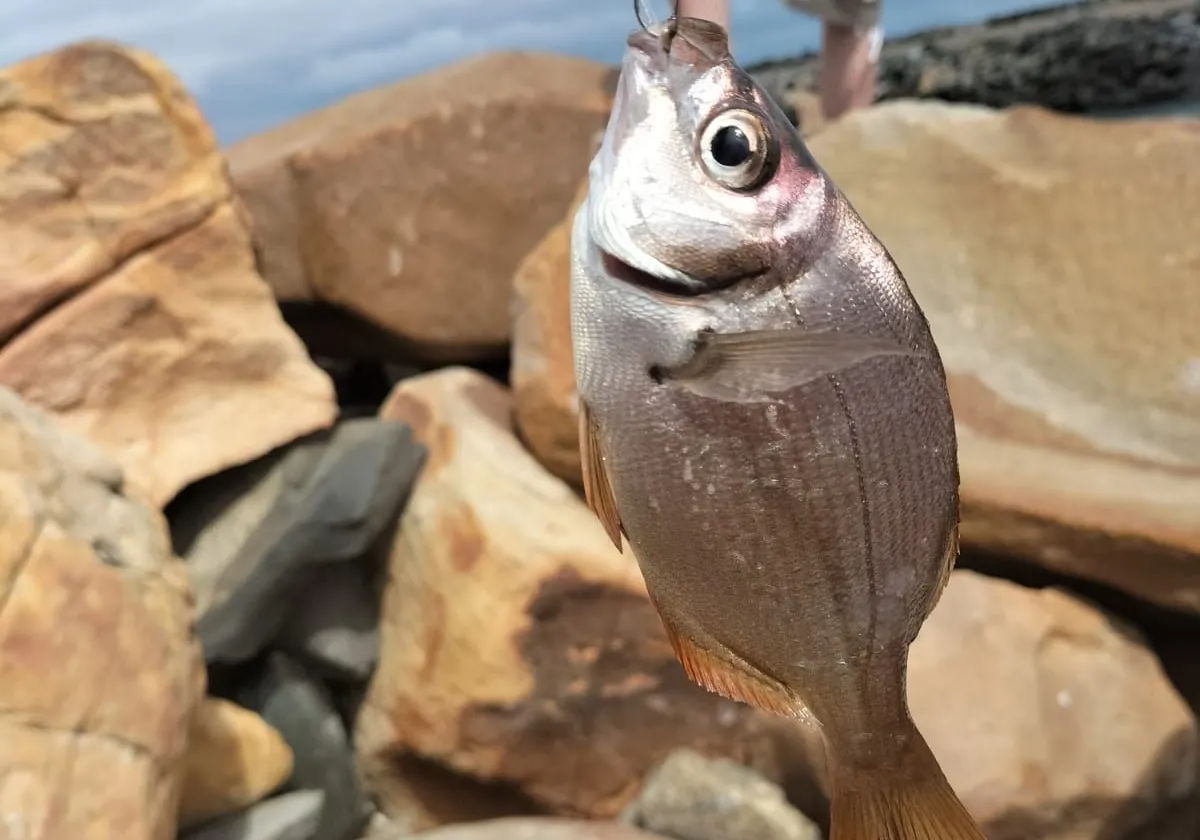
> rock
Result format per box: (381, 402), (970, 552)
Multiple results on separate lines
(783, 89), (826, 137)
(0, 386), (204, 840)
(751, 0), (1200, 119)
(619, 749), (820, 840)
(172, 417), (425, 664)
(405, 819), (665, 840)
(0, 40), (338, 507)
(906, 570), (1197, 839)
(355, 367), (786, 820)
(803, 100), (1200, 613)
(359, 812), (401, 839)
(0, 40), (224, 340)
(352, 753), (544, 836)
(510, 179), (587, 486)
(238, 652), (372, 840)
(179, 697), (295, 828)
(181, 790), (326, 840)
(226, 52), (613, 363)
(278, 564), (381, 682)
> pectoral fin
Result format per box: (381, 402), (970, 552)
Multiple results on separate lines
(661, 327), (920, 402)
(579, 398), (624, 552)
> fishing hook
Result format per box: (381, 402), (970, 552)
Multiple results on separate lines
(633, 0), (679, 52)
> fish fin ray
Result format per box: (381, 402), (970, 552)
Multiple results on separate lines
(579, 398), (624, 552)
(829, 721), (985, 840)
(663, 328), (920, 402)
(653, 605), (799, 718)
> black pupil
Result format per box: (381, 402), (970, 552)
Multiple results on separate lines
(711, 125), (751, 167)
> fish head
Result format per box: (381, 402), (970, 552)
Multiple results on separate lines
(587, 16), (832, 296)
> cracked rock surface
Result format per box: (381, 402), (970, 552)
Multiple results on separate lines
(0, 40), (337, 508)
(0, 385), (205, 840)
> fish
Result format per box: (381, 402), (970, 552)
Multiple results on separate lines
(569, 15), (985, 840)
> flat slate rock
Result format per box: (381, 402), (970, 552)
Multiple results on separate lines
(172, 416), (425, 663)
(182, 790), (325, 840)
(278, 564), (381, 682)
(619, 749), (821, 840)
(238, 652), (372, 840)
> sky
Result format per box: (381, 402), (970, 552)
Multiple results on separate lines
(0, 0), (1059, 146)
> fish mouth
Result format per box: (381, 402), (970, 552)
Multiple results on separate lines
(597, 246), (769, 298)
(598, 249), (695, 296)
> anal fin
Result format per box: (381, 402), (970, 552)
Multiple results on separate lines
(654, 604), (800, 719)
(579, 398), (624, 553)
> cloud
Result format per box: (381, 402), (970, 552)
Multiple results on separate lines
(0, 0), (1052, 144)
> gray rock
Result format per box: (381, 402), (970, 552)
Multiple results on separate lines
(332, 681), (369, 733)
(619, 749), (821, 840)
(402, 818), (665, 840)
(172, 416), (425, 664)
(751, 0), (1200, 118)
(182, 790), (325, 840)
(279, 564), (380, 682)
(356, 812), (402, 840)
(238, 652), (372, 840)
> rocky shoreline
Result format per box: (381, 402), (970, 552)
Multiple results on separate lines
(750, 0), (1200, 126)
(0, 5), (1198, 840)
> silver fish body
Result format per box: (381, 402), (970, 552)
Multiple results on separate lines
(571, 17), (982, 840)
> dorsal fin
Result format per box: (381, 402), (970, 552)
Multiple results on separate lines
(579, 399), (624, 552)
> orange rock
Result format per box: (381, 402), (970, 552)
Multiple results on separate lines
(511, 179), (589, 486)
(910, 570), (1197, 838)
(226, 52), (613, 363)
(0, 40), (226, 341)
(0, 40), (337, 507)
(807, 101), (1200, 612)
(178, 698), (294, 828)
(0, 386), (205, 840)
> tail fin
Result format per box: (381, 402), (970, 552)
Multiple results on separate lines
(828, 724), (986, 840)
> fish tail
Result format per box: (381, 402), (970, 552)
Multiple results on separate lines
(827, 720), (985, 840)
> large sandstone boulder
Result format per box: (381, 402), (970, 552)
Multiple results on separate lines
(355, 368), (786, 821)
(0, 386), (205, 840)
(909, 571), (1196, 839)
(804, 100), (1200, 612)
(0, 40), (337, 507)
(226, 52), (612, 363)
(756, 569), (1198, 840)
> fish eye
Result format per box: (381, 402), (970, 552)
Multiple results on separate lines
(698, 108), (772, 191)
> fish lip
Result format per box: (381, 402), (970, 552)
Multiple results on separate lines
(595, 244), (768, 299)
(598, 247), (698, 296)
